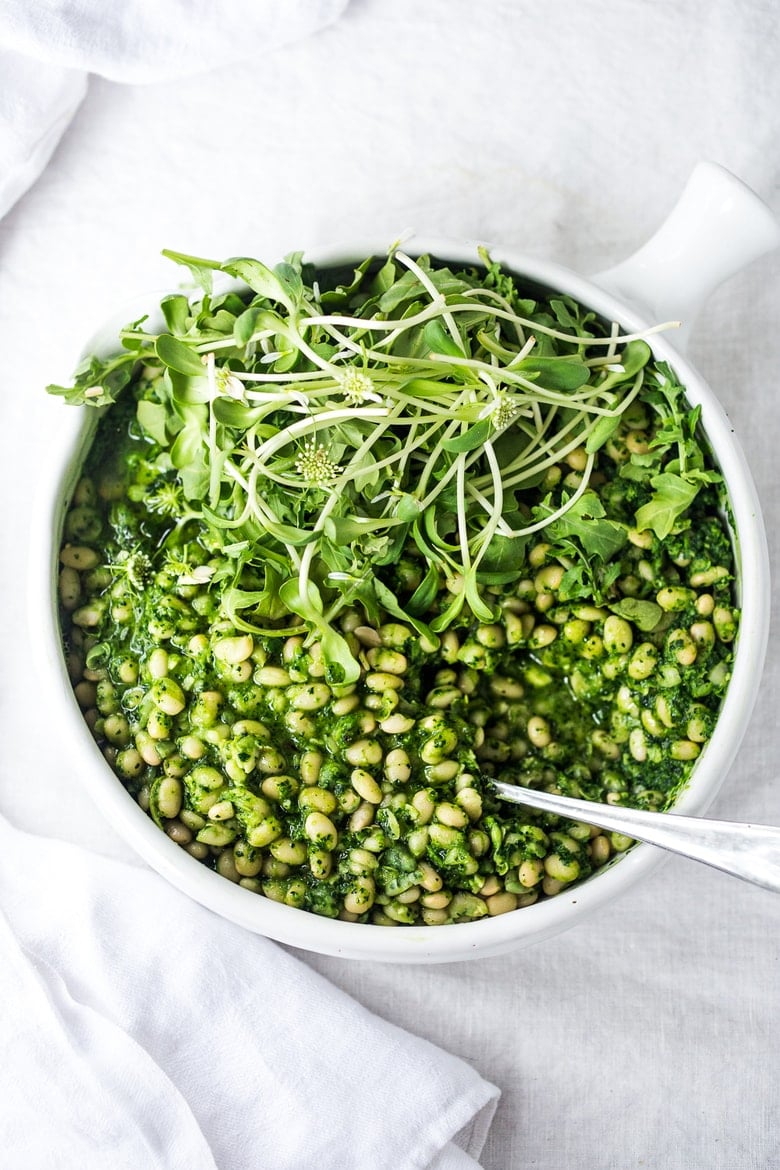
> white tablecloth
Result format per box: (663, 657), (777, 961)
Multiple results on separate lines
(2, 2), (779, 1166)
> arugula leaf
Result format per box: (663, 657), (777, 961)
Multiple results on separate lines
(545, 490), (628, 561)
(549, 296), (595, 334)
(558, 563), (590, 602)
(558, 560), (621, 604)
(635, 473), (699, 539)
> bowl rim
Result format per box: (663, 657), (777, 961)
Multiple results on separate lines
(29, 235), (772, 963)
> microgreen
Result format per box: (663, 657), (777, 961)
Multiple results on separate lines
(48, 247), (697, 683)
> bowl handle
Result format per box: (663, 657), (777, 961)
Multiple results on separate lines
(593, 161), (780, 351)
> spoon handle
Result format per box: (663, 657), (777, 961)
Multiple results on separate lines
(493, 781), (780, 894)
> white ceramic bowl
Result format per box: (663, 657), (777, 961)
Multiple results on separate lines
(31, 163), (778, 962)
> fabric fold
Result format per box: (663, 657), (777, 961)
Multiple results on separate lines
(0, 815), (499, 1169)
(0, 0), (350, 218)
(0, 48), (87, 220)
(0, 0), (351, 83)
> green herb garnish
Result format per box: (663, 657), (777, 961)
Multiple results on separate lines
(48, 247), (697, 685)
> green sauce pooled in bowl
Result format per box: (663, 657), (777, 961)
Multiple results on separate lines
(49, 248), (738, 924)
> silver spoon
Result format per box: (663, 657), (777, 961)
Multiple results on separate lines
(493, 780), (780, 893)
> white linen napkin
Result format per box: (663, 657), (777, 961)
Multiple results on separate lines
(0, 813), (499, 1170)
(0, 0), (349, 219)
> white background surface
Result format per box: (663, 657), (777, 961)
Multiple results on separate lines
(2, 2), (779, 1166)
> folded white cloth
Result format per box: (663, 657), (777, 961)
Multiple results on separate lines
(0, 0), (350, 83)
(0, 0), (349, 219)
(0, 48), (87, 219)
(0, 814), (499, 1169)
